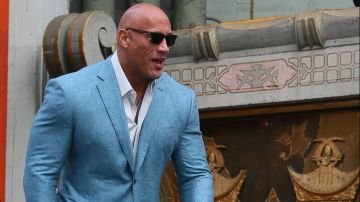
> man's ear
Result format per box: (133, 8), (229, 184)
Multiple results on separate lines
(117, 29), (129, 48)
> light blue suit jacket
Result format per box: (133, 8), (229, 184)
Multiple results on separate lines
(23, 57), (213, 201)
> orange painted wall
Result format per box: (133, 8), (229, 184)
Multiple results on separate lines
(0, 0), (9, 200)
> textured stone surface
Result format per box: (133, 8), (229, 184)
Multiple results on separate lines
(166, 42), (359, 110)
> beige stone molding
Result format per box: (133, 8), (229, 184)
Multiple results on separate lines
(169, 7), (359, 60)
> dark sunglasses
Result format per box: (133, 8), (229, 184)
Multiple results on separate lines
(125, 27), (177, 46)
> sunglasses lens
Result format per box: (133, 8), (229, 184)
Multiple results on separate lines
(165, 35), (177, 46)
(150, 33), (177, 46)
(150, 33), (165, 44)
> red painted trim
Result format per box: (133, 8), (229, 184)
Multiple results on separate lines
(0, 0), (9, 201)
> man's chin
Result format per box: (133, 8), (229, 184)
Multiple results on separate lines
(152, 72), (162, 79)
(151, 69), (163, 78)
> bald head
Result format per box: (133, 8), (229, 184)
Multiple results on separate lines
(115, 3), (173, 90)
(119, 3), (170, 30)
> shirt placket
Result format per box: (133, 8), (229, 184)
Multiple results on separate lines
(128, 90), (139, 158)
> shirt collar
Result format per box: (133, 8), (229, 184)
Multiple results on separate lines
(111, 51), (133, 98)
(111, 51), (156, 98)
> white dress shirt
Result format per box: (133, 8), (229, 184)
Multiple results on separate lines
(111, 51), (154, 160)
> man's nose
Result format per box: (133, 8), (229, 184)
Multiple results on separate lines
(158, 38), (169, 53)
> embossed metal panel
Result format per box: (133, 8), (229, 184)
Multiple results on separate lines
(200, 109), (359, 201)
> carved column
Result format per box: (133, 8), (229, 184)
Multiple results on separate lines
(128, 0), (160, 6)
(83, 0), (116, 20)
(173, 0), (206, 29)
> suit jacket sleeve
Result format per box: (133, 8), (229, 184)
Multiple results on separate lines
(23, 79), (73, 202)
(171, 91), (214, 202)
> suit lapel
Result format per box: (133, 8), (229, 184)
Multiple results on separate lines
(135, 76), (166, 173)
(96, 58), (134, 171)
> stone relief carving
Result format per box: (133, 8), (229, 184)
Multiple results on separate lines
(218, 60), (296, 93)
(43, 13), (77, 78)
(67, 11), (116, 71)
(294, 11), (325, 50)
(43, 11), (116, 78)
(191, 27), (219, 61)
(265, 188), (281, 202)
(287, 137), (359, 201)
(169, 7), (358, 59)
(205, 136), (247, 201)
(160, 136), (247, 202)
(287, 50), (360, 87)
(42, 9), (359, 110)
(275, 121), (311, 161)
(166, 47), (359, 97)
(43, 9), (359, 108)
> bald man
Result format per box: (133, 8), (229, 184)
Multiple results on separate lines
(23, 3), (213, 202)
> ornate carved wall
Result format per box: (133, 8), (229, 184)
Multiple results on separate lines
(200, 109), (359, 201)
(165, 8), (359, 110)
(166, 44), (359, 109)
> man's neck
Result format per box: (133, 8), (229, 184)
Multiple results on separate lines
(132, 81), (149, 106)
(118, 53), (152, 104)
